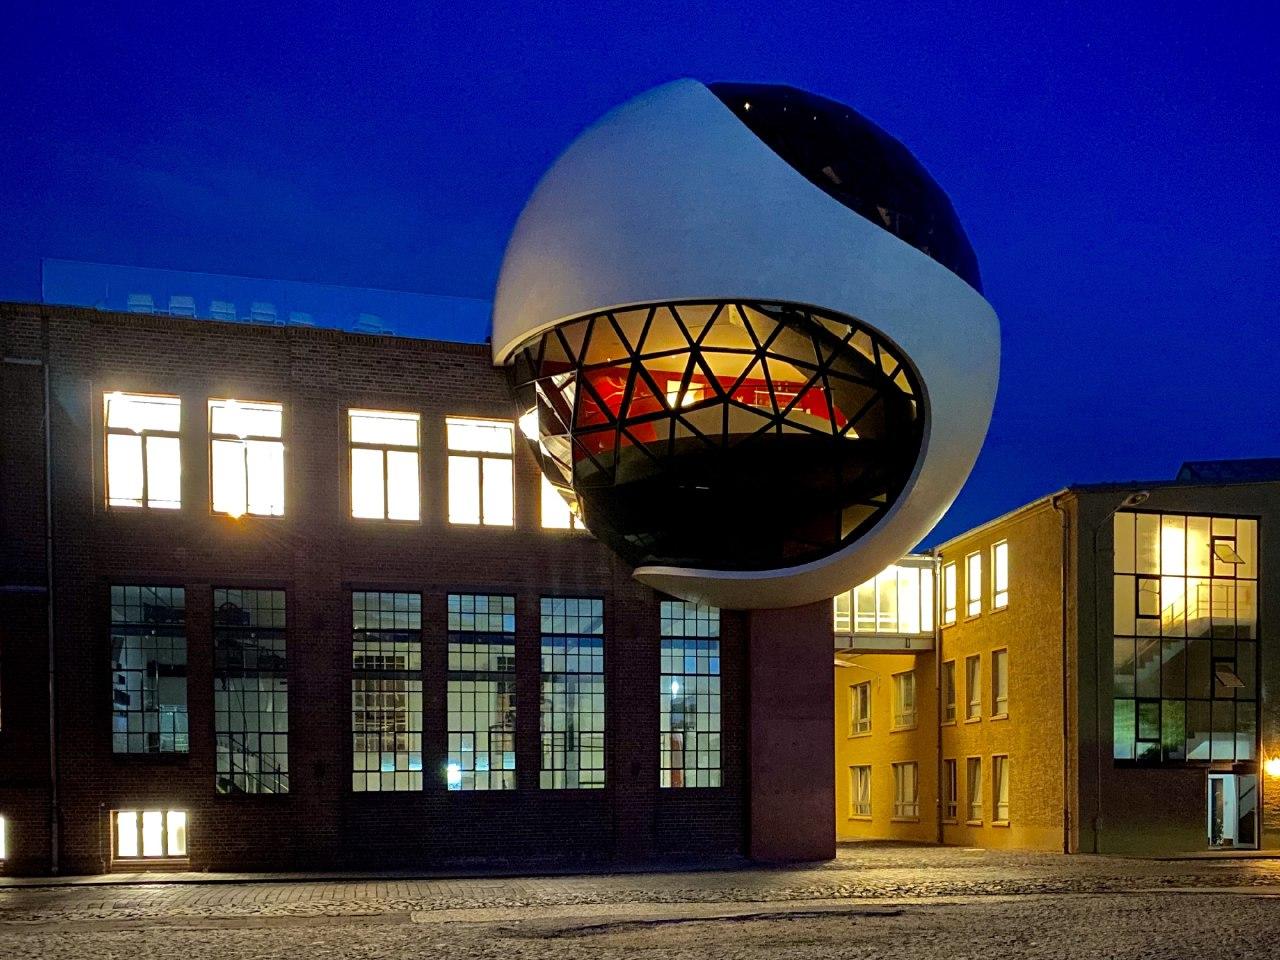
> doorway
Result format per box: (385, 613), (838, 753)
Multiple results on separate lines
(1207, 773), (1257, 849)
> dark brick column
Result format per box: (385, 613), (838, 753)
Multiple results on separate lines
(747, 600), (834, 862)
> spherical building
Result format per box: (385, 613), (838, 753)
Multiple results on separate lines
(493, 80), (999, 609)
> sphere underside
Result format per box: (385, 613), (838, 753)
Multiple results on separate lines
(511, 300), (924, 571)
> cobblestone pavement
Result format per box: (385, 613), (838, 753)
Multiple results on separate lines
(2, 845), (1279, 958)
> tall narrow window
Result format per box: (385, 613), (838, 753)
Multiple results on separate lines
(209, 399), (284, 517)
(993, 755), (1010, 822)
(446, 417), (514, 526)
(942, 759), (958, 820)
(105, 392), (181, 509)
(965, 551), (982, 617)
(446, 594), (516, 789)
(966, 757), (983, 822)
(892, 671), (916, 728)
(992, 648), (1009, 717)
(660, 601), (721, 788)
(114, 809), (186, 860)
(110, 586), (187, 754)
(541, 475), (583, 530)
(349, 410), (420, 521)
(942, 561), (958, 625)
(833, 590), (852, 633)
(540, 597), (605, 788)
(849, 681), (871, 735)
(0, 816), (6, 860)
(893, 762), (919, 818)
(965, 654), (982, 720)
(850, 765), (871, 817)
(942, 660), (957, 723)
(213, 589), (288, 794)
(352, 591), (423, 791)
(991, 540), (1009, 609)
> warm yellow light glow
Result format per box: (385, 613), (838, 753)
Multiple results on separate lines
(540, 475), (580, 530)
(1265, 758), (1280, 779)
(446, 418), (514, 526)
(115, 810), (138, 858)
(105, 393), (182, 509)
(209, 399), (284, 517)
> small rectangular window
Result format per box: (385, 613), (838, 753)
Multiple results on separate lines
(892, 671), (916, 729)
(965, 655), (982, 721)
(966, 757), (983, 822)
(833, 590), (852, 633)
(992, 649), (1009, 717)
(209, 399), (284, 517)
(893, 762), (919, 818)
(942, 759), (958, 821)
(942, 562), (958, 626)
(105, 392), (182, 509)
(942, 660), (957, 723)
(993, 755), (1010, 822)
(540, 475), (583, 530)
(991, 540), (1009, 609)
(114, 809), (187, 860)
(850, 765), (871, 817)
(349, 410), (420, 521)
(446, 417), (514, 526)
(966, 552), (982, 617)
(850, 682), (871, 735)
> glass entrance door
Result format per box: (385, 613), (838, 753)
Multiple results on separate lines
(1208, 773), (1257, 848)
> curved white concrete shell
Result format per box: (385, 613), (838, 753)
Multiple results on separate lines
(492, 79), (1000, 609)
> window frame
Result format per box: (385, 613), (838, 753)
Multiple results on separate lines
(990, 539), (1009, 610)
(891, 670), (916, 730)
(941, 561), (958, 626)
(445, 416), (515, 527)
(965, 654), (982, 722)
(850, 764), (872, 819)
(112, 809), (188, 861)
(991, 648), (1009, 719)
(103, 391), (182, 510)
(966, 756), (983, 824)
(942, 758), (958, 822)
(347, 409), (422, 523)
(207, 398), (286, 519)
(965, 551), (982, 618)
(992, 754), (1010, 824)
(942, 659), (957, 724)
(892, 761), (920, 820)
(849, 681), (872, 736)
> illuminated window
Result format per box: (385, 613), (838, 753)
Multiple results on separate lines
(942, 660), (956, 723)
(446, 417), (514, 526)
(0, 816), (6, 860)
(850, 563), (934, 635)
(991, 540), (1009, 609)
(965, 654), (981, 721)
(850, 765), (871, 817)
(446, 594), (516, 790)
(892, 762), (919, 818)
(110, 586), (187, 754)
(892, 671), (915, 728)
(992, 755), (1010, 822)
(114, 809), (186, 860)
(966, 757), (983, 822)
(540, 597), (605, 788)
(833, 590), (852, 633)
(942, 561), (957, 626)
(349, 410), (420, 521)
(1112, 512), (1259, 764)
(660, 601), (721, 788)
(992, 648), (1009, 717)
(352, 592), (423, 792)
(209, 399), (284, 517)
(104, 392), (181, 509)
(541, 475), (583, 530)
(849, 681), (871, 735)
(965, 551), (982, 617)
(942, 759), (958, 821)
(213, 589), (288, 794)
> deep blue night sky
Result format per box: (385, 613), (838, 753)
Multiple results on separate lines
(3, 2), (1277, 542)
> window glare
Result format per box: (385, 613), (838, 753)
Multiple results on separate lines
(210, 400), (284, 517)
(105, 393), (181, 509)
(351, 447), (385, 518)
(115, 811), (138, 858)
(105, 392), (180, 432)
(350, 409), (418, 447)
(106, 432), (144, 506)
(447, 418), (513, 454)
(385, 450), (420, 520)
(541, 475), (577, 529)
(145, 435), (182, 507)
(448, 455), (481, 524)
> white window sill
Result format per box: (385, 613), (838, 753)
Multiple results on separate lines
(990, 713), (1009, 722)
(965, 819), (983, 826)
(992, 819), (1011, 828)
(890, 816), (921, 823)
(891, 724), (919, 733)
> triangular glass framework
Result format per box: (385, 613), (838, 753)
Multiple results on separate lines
(510, 300), (924, 572)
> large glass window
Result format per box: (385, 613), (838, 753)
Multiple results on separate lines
(993, 755), (1010, 822)
(349, 410), (420, 521)
(848, 563), (934, 635)
(850, 765), (871, 817)
(446, 594), (516, 789)
(114, 809), (186, 860)
(942, 759), (958, 821)
(540, 597), (605, 788)
(991, 540), (1009, 609)
(965, 551), (982, 617)
(942, 561), (958, 626)
(965, 654), (982, 721)
(942, 660), (957, 723)
(446, 418), (514, 526)
(892, 671), (916, 728)
(1112, 512), (1259, 763)
(110, 586), (187, 754)
(849, 681), (871, 735)
(659, 601), (721, 788)
(352, 591), (423, 792)
(213, 589), (288, 794)
(893, 762), (919, 818)
(992, 649), (1009, 717)
(966, 757), (983, 822)
(541, 475), (583, 530)
(209, 399), (284, 517)
(105, 392), (181, 509)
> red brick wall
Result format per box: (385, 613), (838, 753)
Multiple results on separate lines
(0, 303), (749, 874)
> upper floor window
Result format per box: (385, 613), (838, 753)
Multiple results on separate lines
(849, 681), (871, 735)
(992, 648), (1009, 717)
(349, 410), (421, 521)
(541, 475), (583, 530)
(965, 654), (982, 720)
(991, 540), (1009, 609)
(105, 392), (181, 509)
(965, 551), (982, 617)
(209, 399), (284, 517)
(892, 671), (916, 728)
(942, 561), (957, 625)
(942, 660), (957, 723)
(446, 417), (514, 526)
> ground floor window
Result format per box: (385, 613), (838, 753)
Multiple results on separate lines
(993, 755), (1010, 822)
(0, 816), (6, 860)
(893, 762), (919, 818)
(966, 757), (983, 822)
(850, 765), (871, 817)
(942, 759), (958, 821)
(114, 809), (187, 860)
(446, 594), (516, 790)
(352, 591), (424, 792)
(659, 602), (721, 788)
(540, 597), (605, 789)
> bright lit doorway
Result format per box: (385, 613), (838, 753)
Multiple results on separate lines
(1207, 773), (1257, 849)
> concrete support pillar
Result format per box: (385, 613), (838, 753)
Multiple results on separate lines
(747, 600), (834, 862)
